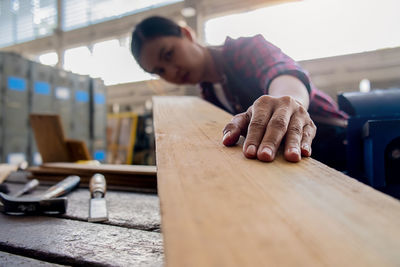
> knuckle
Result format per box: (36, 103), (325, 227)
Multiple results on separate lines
(279, 95), (292, 105)
(243, 111), (251, 122)
(288, 124), (302, 136)
(302, 131), (312, 139)
(249, 119), (266, 131)
(297, 105), (307, 115)
(254, 95), (272, 107)
(270, 115), (288, 131)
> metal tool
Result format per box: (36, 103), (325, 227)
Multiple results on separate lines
(12, 179), (39, 197)
(41, 175), (80, 200)
(88, 173), (108, 222)
(0, 192), (67, 215)
(0, 184), (9, 194)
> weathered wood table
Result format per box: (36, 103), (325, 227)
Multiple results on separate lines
(0, 179), (163, 266)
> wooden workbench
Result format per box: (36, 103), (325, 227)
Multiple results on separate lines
(153, 96), (400, 267)
(0, 179), (163, 266)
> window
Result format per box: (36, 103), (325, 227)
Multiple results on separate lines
(0, 0), (57, 47)
(38, 51), (58, 66)
(63, 38), (154, 85)
(205, 0), (400, 61)
(62, 0), (183, 31)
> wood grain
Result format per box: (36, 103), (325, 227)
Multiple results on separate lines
(153, 96), (400, 267)
(0, 215), (163, 266)
(29, 114), (70, 163)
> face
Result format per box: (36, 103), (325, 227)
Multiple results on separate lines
(139, 33), (206, 85)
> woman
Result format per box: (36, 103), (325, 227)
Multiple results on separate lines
(131, 16), (347, 164)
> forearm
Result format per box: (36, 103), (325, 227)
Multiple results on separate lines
(268, 75), (310, 109)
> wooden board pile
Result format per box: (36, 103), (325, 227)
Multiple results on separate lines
(28, 163), (157, 192)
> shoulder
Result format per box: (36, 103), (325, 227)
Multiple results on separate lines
(222, 34), (281, 60)
(223, 35), (276, 50)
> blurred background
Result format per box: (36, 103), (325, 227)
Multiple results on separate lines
(0, 0), (399, 169)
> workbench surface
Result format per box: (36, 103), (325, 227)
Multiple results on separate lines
(0, 180), (163, 266)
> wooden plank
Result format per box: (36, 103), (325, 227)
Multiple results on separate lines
(29, 114), (70, 163)
(0, 251), (66, 266)
(27, 163), (158, 192)
(39, 162), (156, 175)
(0, 215), (163, 266)
(65, 139), (92, 161)
(153, 96), (400, 267)
(5, 183), (161, 231)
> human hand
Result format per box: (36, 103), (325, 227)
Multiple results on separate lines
(222, 95), (316, 162)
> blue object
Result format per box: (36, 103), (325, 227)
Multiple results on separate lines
(338, 88), (400, 192)
(8, 76), (26, 91)
(363, 119), (400, 188)
(94, 150), (106, 161)
(95, 93), (106, 105)
(75, 90), (89, 103)
(34, 81), (51, 95)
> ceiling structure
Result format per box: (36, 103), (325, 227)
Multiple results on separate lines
(0, 0), (296, 62)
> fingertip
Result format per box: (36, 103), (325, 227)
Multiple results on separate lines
(257, 146), (274, 162)
(301, 144), (312, 157)
(222, 130), (239, 146)
(244, 144), (257, 158)
(285, 147), (301, 162)
(222, 131), (231, 143)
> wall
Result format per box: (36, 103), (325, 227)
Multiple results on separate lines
(300, 46), (400, 101)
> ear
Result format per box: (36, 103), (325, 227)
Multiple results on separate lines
(180, 26), (196, 42)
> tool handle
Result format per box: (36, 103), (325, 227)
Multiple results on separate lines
(42, 175), (80, 199)
(90, 174), (106, 197)
(13, 179), (39, 197)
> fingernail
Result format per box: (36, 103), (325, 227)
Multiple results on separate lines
(223, 131), (231, 142)
(302, 144), (310, 152)
(246, 145), (257, 156)
(262, 147), (272, 157)
(288, 147), (300, 155)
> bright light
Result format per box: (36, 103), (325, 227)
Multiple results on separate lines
(91, 38), (154, 85)
(64, 46), (92, 75)
(62, 38), (154, 85)
(38, 52), (58, 66)
(205, 0), (400, 61)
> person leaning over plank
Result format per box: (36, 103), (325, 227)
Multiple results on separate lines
(130, 16), (348, 164)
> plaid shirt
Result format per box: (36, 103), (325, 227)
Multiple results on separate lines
(201, 35), (348, 119)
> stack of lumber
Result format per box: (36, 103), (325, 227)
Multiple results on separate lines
(153, 96), (400, 267)
(28, 163), (157, 192)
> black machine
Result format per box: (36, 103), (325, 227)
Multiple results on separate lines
(338, 88), (400, 198)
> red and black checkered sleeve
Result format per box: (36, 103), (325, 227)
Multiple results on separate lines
(232, 35), (312, 96)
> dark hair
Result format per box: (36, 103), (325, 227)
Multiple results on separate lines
(131, 16), (182, 64)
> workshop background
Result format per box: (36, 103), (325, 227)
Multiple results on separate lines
(0, 0), (399, 191)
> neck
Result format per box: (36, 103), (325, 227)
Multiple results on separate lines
(201, 47), (223, 83)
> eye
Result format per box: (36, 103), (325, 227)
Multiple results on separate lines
(164, 49), (174, 62)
